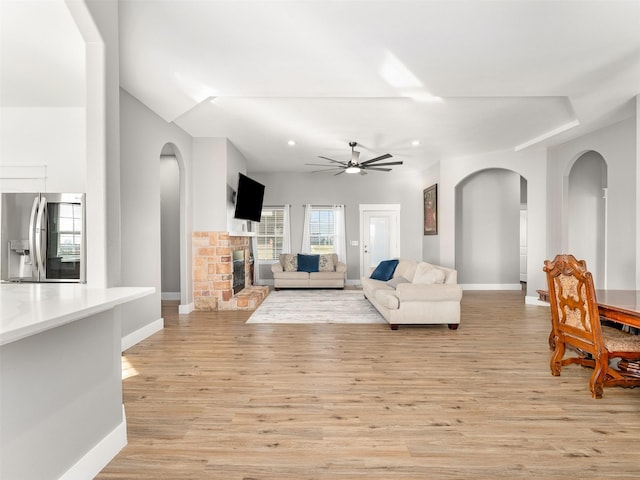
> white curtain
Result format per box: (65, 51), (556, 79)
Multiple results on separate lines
(301, 204), (312, 253)
(282, 204), (291, 253)
(333, 204), (346, 263)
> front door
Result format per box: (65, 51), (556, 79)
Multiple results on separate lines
(360, 205), (400, 277)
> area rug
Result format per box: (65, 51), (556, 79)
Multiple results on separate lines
(246, 289), (386, 324)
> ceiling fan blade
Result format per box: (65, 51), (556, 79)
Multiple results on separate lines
(360, 153), (393, 166)
(364, 161), (403, 167)
(362, 167), (392, 172)
(318, 156), (348, 166)
(334, 170), (346, 176)
(305, 163), (342, 167)
(359, 170), (368, 176)
(311, 167), (345, 173)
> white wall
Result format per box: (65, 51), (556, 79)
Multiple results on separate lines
(250, 170), (424, 281)
(548, 117), (636, 289)
(192, 138), (227, 231)
(120, 89), (193, 337)
(0, 108), (86, 192)
(455, 168), (521, 286)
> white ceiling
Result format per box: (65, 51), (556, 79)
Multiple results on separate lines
(4, 0), (640, 174)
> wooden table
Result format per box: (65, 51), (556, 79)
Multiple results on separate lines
(596, 290), (640, 329)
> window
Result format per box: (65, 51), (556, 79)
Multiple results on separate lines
(255, 207), (286, 261)
(308, 208), (335, 254)
(302, 204), (346, 261)
(56, 203), (82, 260)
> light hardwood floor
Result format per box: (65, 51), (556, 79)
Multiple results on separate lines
(97, 291), (640, 479)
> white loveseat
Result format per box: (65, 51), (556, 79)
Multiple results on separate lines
(361, 259), (463, 330)
(271, 253), (346, 289)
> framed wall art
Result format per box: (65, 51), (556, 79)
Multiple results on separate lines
(423, 184), (438, 235)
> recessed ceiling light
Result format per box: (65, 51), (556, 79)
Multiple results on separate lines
(411, 140), (421, 146)
(287, 140), (296, 146)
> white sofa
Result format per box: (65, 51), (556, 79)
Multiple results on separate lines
(271, 253), (346, 289)
(361, 259), (463, 330)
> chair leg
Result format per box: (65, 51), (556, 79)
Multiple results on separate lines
(589, 357), (609, 399)
(550, 339), (565, 376)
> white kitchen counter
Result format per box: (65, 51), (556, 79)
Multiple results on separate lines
(0, 283), (154, 346)
(1, 282), (155, 479)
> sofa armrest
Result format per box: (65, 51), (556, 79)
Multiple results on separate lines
(396, 283), (463, 302)
(335, 262), (347, 274)
(271, 262), (284, 273)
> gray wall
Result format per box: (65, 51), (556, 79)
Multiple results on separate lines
(1, 309), (121, 479)
(455, 168), (521, 285)
(421, 162), (441, 264)
(120, 89), (193, 337)
(548, 117), (637, 289)
(568, 151), (607, 288)
(160, 156), (181, 294)
(250, 170), (424, 281)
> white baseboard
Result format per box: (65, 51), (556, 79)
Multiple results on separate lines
(178, 302), (194, 314)
(161, 291), (181, 301)
(460, 284), (523, 291)
(59, 405), (127, 480)
(525, 295), (550, 306)
(121, 318), (164, 352)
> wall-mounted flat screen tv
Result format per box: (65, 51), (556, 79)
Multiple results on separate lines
(233, 173), (265, 222)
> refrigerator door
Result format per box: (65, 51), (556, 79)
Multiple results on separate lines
(1, 192), (39, 282)
(1, 192), (85, 283)
(40, 193), (85, 282)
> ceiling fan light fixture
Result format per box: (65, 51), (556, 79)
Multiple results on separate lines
(345, 165), (361, 174)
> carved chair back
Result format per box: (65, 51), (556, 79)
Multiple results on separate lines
(543, 254), (603, 358)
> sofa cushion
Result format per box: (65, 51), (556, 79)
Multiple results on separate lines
(282, 254), (298, 272)
(318, 254), (335, 272)
(387, 276), (410, 289)
(297, 254), (320, 272)
(375, 290), (400, 310)
(394, 259), (418, 282)
(370, 259), (399, 281)
(413, 263), (446, 285)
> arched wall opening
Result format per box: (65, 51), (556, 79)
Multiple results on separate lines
(455, 168), (526, 289)
(159, 142), (188, 307)
(565, 150), (608, 288)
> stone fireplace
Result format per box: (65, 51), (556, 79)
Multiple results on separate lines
(232, 249), (246, 294)
(192, 231), (268, 311)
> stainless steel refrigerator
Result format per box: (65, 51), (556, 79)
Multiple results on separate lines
(1, 192), (86, 282)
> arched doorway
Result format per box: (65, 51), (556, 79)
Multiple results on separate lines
(567, 151), (607, 288)
(159, 143), (184, 304)
(455, 168), (526, 289)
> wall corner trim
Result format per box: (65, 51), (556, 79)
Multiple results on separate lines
(58, 405), (127, 480)
(121, 318), (164, 352)
(178, 302), (194, 314)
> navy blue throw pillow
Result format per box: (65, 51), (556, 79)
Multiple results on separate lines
(370, 259), (399, 281)
(297, 254), (320, 273)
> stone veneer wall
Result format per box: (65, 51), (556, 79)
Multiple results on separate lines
(192, 231), (252, 311)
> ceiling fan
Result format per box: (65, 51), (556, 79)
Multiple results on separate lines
(306, 142), (403, 175)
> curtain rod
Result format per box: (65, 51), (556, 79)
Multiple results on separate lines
(302, 204), (344, 208)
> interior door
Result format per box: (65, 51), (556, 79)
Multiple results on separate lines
(360, 205), (400, 277)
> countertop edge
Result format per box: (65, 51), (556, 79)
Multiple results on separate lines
(0, 286), (155, 346)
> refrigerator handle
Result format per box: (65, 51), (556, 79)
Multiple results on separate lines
(35, 196), (47, 280)
(28, 196), (39, 278)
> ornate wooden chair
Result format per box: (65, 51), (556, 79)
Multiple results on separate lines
(543, 254), (640, 398)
